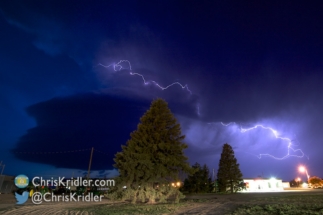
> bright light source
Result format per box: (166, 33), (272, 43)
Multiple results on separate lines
(176, 182), (181, 187)
(299, 165), (310, 180)
(299, 166), (306, 172)
(270, 177), (276, 181)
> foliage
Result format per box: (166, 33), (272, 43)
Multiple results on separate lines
(182, 163), (212, 193)
(308, 176), (323, 188)
(217, 143), (243, 193)
(289, 179), (303, 187)
(112, 98), (192, 204)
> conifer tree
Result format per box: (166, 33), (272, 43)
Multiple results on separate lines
(113, 98), (192, 204)
(183, 163), (211, 193)
(217, 143), (243, 193)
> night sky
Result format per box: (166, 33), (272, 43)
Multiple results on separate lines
(1, 1), (323, 181)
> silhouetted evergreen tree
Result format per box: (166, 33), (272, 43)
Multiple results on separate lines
(183, 163), (211, 193)
(201, 164), (212, 193)
(113, 98), (192, 204)
(217, 143), (243, 193)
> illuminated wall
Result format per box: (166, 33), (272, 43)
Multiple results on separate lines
(242, 178), (284, 192)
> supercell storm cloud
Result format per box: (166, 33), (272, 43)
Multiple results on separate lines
(0, 1), (323, 180)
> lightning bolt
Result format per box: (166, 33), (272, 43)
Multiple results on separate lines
(98, 60), (307, 161)
(98, 60), (192, 94)
(209, 122), (307, 160)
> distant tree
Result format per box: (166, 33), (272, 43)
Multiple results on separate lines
(183, 163), (211, 193)
(289, 179), (296, 187)
(309, 176), (323, 188)
(289, 179), (303, 187)
(217, 143), (243, 193)
(113, 98), (192, 204)
(202, 164), (213, 192)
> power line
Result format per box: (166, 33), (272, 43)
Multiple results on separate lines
(12, 148), (92, 154)
(93, 148), (110, 156)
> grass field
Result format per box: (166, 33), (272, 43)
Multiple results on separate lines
(1, 190), (323, 214)
(61, 190), (323, 215)
(228, 193), (323, 215)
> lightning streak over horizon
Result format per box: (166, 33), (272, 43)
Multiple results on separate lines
(98, 60), (192, 94)
(210, 122), (307, 160)
(99, 60), (306, 161)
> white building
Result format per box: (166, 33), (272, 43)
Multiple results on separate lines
(282, 182), (290, 188)
(242, 178), (284, 192)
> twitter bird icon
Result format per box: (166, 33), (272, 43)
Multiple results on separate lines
(15, 191), (29, 204)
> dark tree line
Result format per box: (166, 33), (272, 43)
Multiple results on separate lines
(110, 98), (244, 204)
(182, 163), (213, 193)
(182, 143), (244, 194)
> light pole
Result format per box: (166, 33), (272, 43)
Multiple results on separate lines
(299, 166), (310, 181)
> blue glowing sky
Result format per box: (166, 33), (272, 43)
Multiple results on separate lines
(1, 1), (323, 181)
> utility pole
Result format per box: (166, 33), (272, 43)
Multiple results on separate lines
(87, 147), (94, 180)
(1, 164), (4, 175)
(0, 161), (5, 175)
(0, 161), (5, 193)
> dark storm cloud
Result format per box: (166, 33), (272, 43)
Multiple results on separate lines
(180, 100), (323, 180)
(0, 0), (173, 73)
(12, 93), (150, 170)
(11, 92), (198, 170)
(1, 0), (323, 180)
(0, 0), (132, 68)
(0, 4), (89, 67)
(197, 67), (323, 124)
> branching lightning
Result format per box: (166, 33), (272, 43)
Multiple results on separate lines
(217, 122), (307, 160)
(98, 60), (307, 161)
(98, 60), (192, 94)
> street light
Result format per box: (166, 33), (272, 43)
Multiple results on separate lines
(299, 165), (310, 181)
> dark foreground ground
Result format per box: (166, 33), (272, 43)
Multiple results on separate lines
(1, 189), (323, 215)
